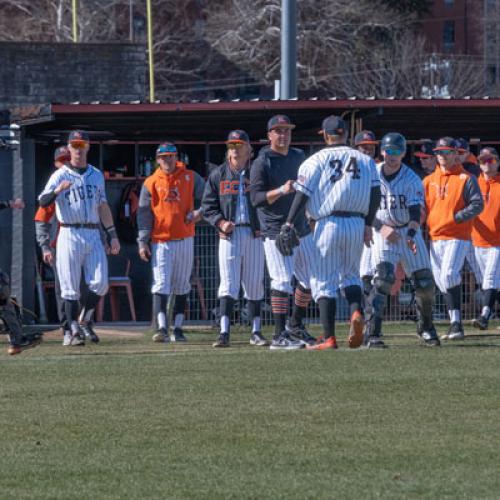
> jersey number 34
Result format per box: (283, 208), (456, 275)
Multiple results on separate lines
(329, 157), (361, 183)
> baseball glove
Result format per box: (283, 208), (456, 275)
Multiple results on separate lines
(275, 224), (300, 257)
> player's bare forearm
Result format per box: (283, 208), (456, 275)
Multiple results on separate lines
(99, 202), (115, 229)
(266, 180), (295, 205)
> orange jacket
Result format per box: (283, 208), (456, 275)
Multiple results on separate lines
(142, 166), (195, 242)
(472, 173), (500, 247)
(424, 164), (475, 241)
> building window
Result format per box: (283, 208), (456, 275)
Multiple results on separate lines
(443, 20), (455, 49)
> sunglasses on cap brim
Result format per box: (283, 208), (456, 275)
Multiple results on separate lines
(434, 149), (456, 155)
(69, 140), (88, 149)
(227, 141), (246, 148)
(414, 152), (434, 159)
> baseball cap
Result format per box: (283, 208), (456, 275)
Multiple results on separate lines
(156, 142), (177, 156)
(354, 130), (377, 146)
(433, 137), (457, 152)
(414, 140), (435, 159)
(68, 130), (90, 144)
(226, 130), (250, 144)
(478, 146), (499, 160)
(267, 115), (295, 131)
(318, 115), (347, 136)
(455, 137), (469, 153)
(54, 145), (70, 162)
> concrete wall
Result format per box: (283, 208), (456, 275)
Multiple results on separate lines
(0, 42), (146, 107)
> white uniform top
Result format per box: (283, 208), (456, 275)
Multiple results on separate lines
(295, 145), (380, 220)
(376, 162), (424, 227)
(39, 164), (107, 224)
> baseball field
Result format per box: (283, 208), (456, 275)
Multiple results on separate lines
(1, 321), (500, 499)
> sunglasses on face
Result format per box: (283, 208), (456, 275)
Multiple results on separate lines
(69, 141), (88, 149)
(435, 149), (455, 155)
(480, 157), (497, 165)
(227, 142), (244, 150)
(383, 148), (402, 156)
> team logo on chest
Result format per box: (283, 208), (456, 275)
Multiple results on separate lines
(64, 184), (99, 205)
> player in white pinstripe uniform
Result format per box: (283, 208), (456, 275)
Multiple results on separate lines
(202, 130), (266, 347)
(366, 132), (440, 348)
(278, 116), (381, 350)
(250, 115), (316, 350)
(38, 130), (120, 346)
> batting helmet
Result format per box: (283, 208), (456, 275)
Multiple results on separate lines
(380, 132), (406, 154)
(0, 270), (11, 302)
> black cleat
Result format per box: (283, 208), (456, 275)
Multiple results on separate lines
(441, 322), (464, 341)
(213, 332), (230, 348)
(419, 327), (441, 347)
(171, 327), (187, 342)
(285, 322), (316, 346)
(81, 323), (100, 343)
(365, 335), (387, 349)
(249, 331), (270, 346)
(472, 315), (489, 331)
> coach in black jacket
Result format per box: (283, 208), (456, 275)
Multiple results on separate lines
(202, 130), (267, 348)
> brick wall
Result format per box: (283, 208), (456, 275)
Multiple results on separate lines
(0, 42), (146, 107)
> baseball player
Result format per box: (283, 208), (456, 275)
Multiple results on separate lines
(0, 198), (40, 355)
(365, 132), (440, 348)
(412, 140), (436, 179)
(456, 138), (481, 177)
(38, 130), (120, 346)
(277, 115), (381, 350)
(423, 137), (484, 340)
(35, 146), (73, 344)
(202, 130), (266, 347)
(354, 130), (379, 300)
(137, 142), (204, 343)
(471, 147), (500, 330)
(250, 114), (316, 350)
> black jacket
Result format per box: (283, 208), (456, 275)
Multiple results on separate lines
(249, 146), (310, 238)
(202, 161), (260, 235)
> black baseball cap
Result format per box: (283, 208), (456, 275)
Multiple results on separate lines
(478, 146), (499, 160)
(156, 142), (178, 156)
(226, 130), (250, 144)
(267, 115), (295, 131)
(414, 140), (435, 159)
(318, 115), (347, 136)
(54, 145), (70, 161)
(455, 138), (469, 153)
(68, 130), (90, 144)
(354, 130), (377, 146)
(433, 137), (457, 152)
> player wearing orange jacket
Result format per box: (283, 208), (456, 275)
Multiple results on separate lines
(470, 147), (500, 330)
(423, 137), (484, 340)
(137, 143), (204, 343)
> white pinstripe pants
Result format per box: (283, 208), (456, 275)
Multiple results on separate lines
(263, 233), (315, 294)
(218, 227), (264, 300)
(310, 216), (364, 301)
(151, 238), (193, 295)
(56, 227), (108, 300)
(473, 246), (500, 290)
(430, 239), (469, 293)
(371, 228), (430, 276)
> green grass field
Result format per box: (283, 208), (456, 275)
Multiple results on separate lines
(1, 321), (500, 499)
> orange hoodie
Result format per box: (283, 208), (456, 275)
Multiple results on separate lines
(143, 166), (195, 242)
(472, 173), (500, 247)
(424, 164), (474, 241)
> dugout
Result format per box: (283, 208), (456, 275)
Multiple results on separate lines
(6, 97), (500, 323)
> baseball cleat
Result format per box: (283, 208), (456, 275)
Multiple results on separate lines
(170, 327), (187, 342)
(62, 331), (72, 346)
(81, 323), (100, 343)
(70, 332), (85, 346)
(441, 322), (464, 341)
(472, 315), (489, 330)
(306, 336), (338, 351)
(7, 335), (41, 355)
(365, 335), (386, 349)
(269, 332), (304, 350)
(419, 328), (441, 347)
(213, 332), (230, 348)
(249, 331), (270, 346)
(348, 310), (365, 348)
(152, 328), (169, 343)
(285, 321), (316, 345)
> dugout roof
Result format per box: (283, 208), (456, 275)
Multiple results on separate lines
(17, 97), (500, 145)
